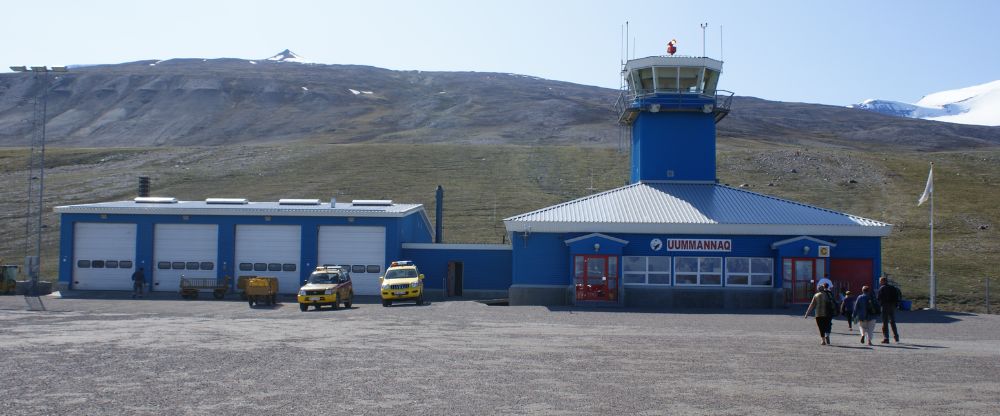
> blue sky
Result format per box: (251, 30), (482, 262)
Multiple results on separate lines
(4, 0), (998, 105)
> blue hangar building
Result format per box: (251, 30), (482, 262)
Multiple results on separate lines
(54, 53), (891, 308)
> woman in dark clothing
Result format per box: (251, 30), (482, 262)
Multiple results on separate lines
(840, 290), (857, 331)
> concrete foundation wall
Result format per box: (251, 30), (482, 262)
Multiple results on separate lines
(509, 284), (786, 309)
(424, 288), (508, 302)
(509, 285), (572, 306)
(625, 287), (785, 309)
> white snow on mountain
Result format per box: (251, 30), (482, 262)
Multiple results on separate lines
(851, 80), (1000, 126)
(265, 49), (311, 63)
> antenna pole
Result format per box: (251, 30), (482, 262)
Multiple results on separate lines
(700, 23), (708, 57)
(720, 24), (724, 61)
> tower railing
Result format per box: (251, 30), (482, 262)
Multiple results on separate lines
(614, 89), (734, 124)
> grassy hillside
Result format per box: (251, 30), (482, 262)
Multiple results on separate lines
(1, 143), (996, 312)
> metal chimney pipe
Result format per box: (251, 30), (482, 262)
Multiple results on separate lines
(435, 185), (444, 243)
(138, 176), (150, 197)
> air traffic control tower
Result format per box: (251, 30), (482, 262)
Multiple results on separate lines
(616, 54), (733, 183)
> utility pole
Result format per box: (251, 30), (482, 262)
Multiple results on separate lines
(9, 65), (67, 301)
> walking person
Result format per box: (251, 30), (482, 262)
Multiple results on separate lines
(840, 290), (857, 331)
(131, 267), (145, 298)
(877, 276), (902, 343)
(804, 284), (837, 345)
(853, 286), (879, 346)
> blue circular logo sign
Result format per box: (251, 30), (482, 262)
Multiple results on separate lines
(650, 238), (663, 251)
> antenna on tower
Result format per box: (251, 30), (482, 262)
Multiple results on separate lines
(627, 22), (633, 60)
(700, 22), (708, 57)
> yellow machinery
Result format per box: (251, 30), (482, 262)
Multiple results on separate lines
(246, 276), (279, 307)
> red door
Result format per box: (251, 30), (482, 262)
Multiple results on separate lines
(784, 258), (817, 304)
(831, 259), (873, 294)
(574, 255), (618, 302)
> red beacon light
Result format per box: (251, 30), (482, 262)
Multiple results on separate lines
(666, 39), (677, 56)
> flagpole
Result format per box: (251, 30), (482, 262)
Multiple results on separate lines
(929, 162), (936, 309)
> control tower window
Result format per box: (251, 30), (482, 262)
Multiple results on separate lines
(679, 67), (701, 93)
(653, 66), (678, 93)
(703, 69), (720, 95)
(637, 68), (654, 95)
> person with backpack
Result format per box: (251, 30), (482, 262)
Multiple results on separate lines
(853, 285), (880, 346)
(877, 276), (902, 343)
(840, 289), (857, 331)
(804, 284), (837, 345)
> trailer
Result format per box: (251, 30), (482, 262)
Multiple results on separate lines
(179, 275), (230, 300)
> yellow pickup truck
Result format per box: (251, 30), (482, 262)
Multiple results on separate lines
(297, 266), (353, 311)
(379, 260), (424, 307)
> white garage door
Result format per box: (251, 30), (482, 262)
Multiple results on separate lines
(72, 223), (137, 290)
(318, 226), (385, 296)
(153, 224), (219, 292)
(235, 225), (301, 294)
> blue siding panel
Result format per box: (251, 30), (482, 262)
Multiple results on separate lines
(632, 112), (717, 183)
(511, 233), (570, 286)
(402, 246), (512, 291)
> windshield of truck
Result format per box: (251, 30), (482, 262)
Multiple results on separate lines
(384, 268), (418, 279)
(308, 273), (340, 284)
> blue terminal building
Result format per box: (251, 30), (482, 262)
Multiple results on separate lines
(54, 50), (892, 309)
(503, 54), (892, 307)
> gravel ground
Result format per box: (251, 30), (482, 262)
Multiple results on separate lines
(1, 292), (998, 415)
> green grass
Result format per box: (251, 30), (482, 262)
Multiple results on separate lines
(1, 143), (996, 312)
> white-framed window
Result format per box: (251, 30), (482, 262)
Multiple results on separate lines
(725, 257), (774, 287)
(674, 257), (722, 286)
(623, 256), (671, 285)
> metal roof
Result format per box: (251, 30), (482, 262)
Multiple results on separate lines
(504, 182), (892, 237)
(55, 199), (425, 218)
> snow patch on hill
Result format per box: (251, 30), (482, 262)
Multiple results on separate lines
(851, 80), (1000, 126)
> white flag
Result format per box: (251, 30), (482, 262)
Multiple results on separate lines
(918, 165), (933, 206)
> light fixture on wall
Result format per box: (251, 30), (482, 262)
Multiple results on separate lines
(594, 243), (601, 252)
(802, 245), (810, 255)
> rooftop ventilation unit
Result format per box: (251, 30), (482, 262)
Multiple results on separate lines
(205, 198), (249, 205)
(278, 198), (321, 205)
(134, 197), (178, 204)
(351, 199), (393, 206)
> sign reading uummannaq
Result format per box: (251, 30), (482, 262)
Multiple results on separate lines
(666, 239), (732, 252)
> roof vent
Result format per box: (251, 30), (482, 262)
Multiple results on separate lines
(278, 198), (321, 205)
(206, 198), (249, 205)
(134, 197), (177, 204)
(351, 199), (393, 206)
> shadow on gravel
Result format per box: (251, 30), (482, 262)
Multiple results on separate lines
(901, 343), (947, 349)
(383, 302), (433, 308)
(832, 345), (873, 350)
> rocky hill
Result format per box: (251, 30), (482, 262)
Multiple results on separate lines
(1, 53), (999, 151)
